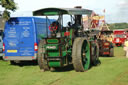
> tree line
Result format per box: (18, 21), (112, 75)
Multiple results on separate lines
(108, 23), (128, 30)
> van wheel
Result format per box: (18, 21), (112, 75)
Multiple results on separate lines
(37, 40), (49, 71)
(10, 61), (16, 65)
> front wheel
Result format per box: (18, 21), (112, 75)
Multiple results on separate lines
(91, 42), (100, 66)
(110, 48), (114, 57)
(37, 40), (49, 71)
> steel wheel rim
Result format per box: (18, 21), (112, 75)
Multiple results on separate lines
(82, 41), (90, 70)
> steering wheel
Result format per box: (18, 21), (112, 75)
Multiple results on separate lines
(49, 23), (58, 32)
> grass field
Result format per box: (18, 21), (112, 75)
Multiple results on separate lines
(0, 47), (128, 85)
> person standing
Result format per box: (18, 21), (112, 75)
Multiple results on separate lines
(124, 38), (128, 58)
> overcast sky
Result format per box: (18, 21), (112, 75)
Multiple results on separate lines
(1, 0), (128, 23)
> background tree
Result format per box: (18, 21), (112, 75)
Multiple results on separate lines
(0, 0), (17, 20)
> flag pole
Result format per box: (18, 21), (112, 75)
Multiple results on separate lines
(103, 9), (106, 23)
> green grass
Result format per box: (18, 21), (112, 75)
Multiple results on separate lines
(0, 47), (128, 85)
(114, 47), (125, 58)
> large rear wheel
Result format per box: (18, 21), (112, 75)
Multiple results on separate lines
(72, 38), (90, 72)
(38, 40), (49, 71)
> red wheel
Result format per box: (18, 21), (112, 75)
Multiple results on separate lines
(49, 25), (58, 32)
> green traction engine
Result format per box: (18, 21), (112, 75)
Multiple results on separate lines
(33, 7), (100, 72)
